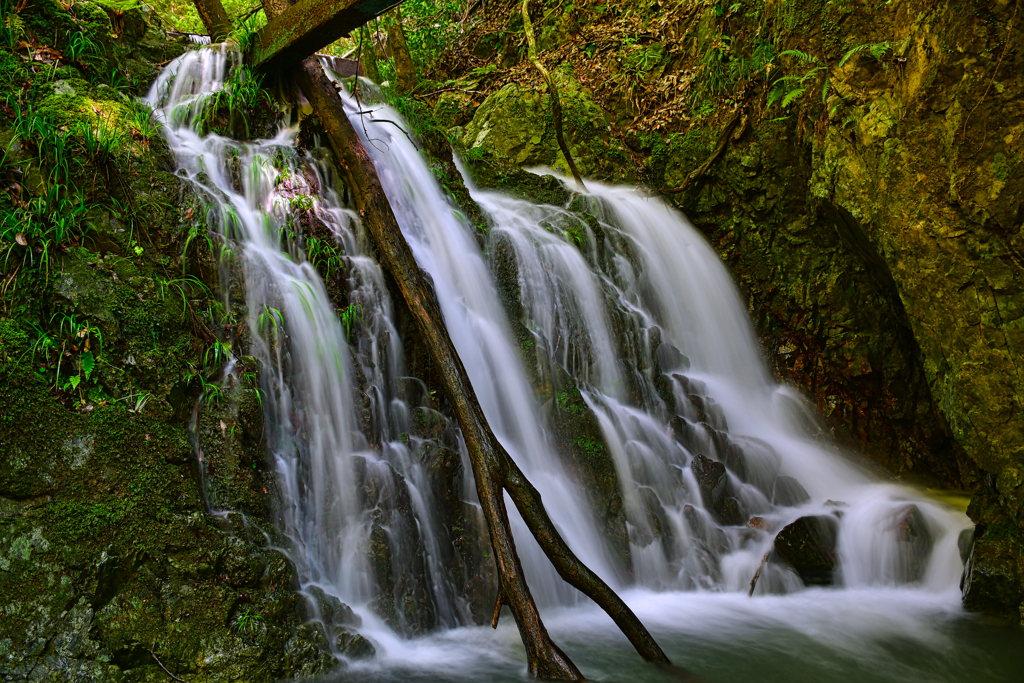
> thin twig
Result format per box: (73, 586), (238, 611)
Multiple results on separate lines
(148, 649), (190, 683)
(748, 551), (771, 597)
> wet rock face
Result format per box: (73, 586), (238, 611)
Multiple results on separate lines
(892, 504), (934, 584)
(772, 476), (811, 508)
(963, 486), (1024, 621)
(689, 454), (742, 526)
(773, 515), (840, 586)
(459, 66), (633, 182)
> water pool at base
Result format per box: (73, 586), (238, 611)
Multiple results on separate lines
(331, 590), (1024, 683)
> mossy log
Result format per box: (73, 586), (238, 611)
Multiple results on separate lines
(192, 0), (232, 42)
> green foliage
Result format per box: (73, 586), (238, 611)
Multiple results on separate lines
(767, 50), (826, 111)
(0, 0), (25, 50)
(124, 99), (163, 142)
(30, 313), (103, 399)
(233, 607), (265, 636)
(227, 10), (266, 53)
(289, 193), (315, 212)
(341, 302), (362, 340)
(191, 64), (269, 138)
(0, 89), (146, 281)
(573, 434), (605, 462)
(144, 0), (266, 36)
(556, 386), (585, 415)
(390, 0), (465, 73)
(838, 41), (891, 67)
(305, 235), (344, 281)
(766, 42), (892, 116)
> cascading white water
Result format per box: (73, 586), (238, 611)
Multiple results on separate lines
(146, 49), (467, 643)
(330, 74), (623, 605)
(476, 180), (971, 594)
(143, 47), (989, 679)
(324, 69), (969, 603)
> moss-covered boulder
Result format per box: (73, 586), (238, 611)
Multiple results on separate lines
(461, 65), (633, 182)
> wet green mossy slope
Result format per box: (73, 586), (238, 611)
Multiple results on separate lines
(0, 3), (348, 680)
(426, 0), (1024, 620)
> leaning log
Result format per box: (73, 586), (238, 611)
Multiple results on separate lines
(251, 0), (405, 74)
(194, 0), (673, 675)
(298, 59), (671, 676)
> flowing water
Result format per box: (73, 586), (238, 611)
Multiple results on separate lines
(146, 48), (1022, 681)
(148, 49), (466, 639)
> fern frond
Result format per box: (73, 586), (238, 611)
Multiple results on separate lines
(839, 42), (891, 67)
(779, 49), (818, 63)
(781, 87), (807, 108)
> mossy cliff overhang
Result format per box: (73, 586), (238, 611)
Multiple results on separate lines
(251, 0), (403, 74)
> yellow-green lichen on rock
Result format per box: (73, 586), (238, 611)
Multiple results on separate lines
(461, 65), (633, 182)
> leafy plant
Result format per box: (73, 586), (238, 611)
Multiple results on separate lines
(767, 50), (826, 111)
(341, 302), (362, 340)
(66, 29), (100, 66)
(767, 43), (891, 116)
(197, 64), (269, 137)
(31, 313), (103, 398)
(305, 235), (343, 280)
(232, 607), (264, 636)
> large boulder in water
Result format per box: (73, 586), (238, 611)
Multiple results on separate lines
(772, 475), (811, 507)
(893, 504), (934, 583)
(961, 520), (1024, 619)
(773, 515), (840, 585)
(690, 454), (743, 525)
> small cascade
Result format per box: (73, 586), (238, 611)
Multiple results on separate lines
(474, 181), (970, 594)
(320, 68), (968, 599)
(147, 48), (468, 647)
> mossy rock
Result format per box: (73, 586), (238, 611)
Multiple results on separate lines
(461, 65), (633, 182)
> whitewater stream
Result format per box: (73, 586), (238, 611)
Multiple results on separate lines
(148, 49), (1023, 682)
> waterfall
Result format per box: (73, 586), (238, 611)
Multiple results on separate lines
(145, 46), (975, 675)
(147, 49), (467, 645)
(325, 67), (969, 600)
(474, 185), (970, 593)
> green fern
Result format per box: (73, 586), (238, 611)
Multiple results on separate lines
(779, 49), (818, 64)
(839, 42), (891, 68)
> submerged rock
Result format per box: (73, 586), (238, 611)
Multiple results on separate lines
(772, 476), (811, 507)
(773, 515), (840, 586)
(690, 454), (743, 526)
(892, 504), (934, 583)
(335, 629), (376, 659)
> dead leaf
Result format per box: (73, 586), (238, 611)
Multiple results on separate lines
(15, 233), (27, 246)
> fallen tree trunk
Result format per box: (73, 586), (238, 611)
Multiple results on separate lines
(196, 0), (671, 676)
(193, 0), (232, 42)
